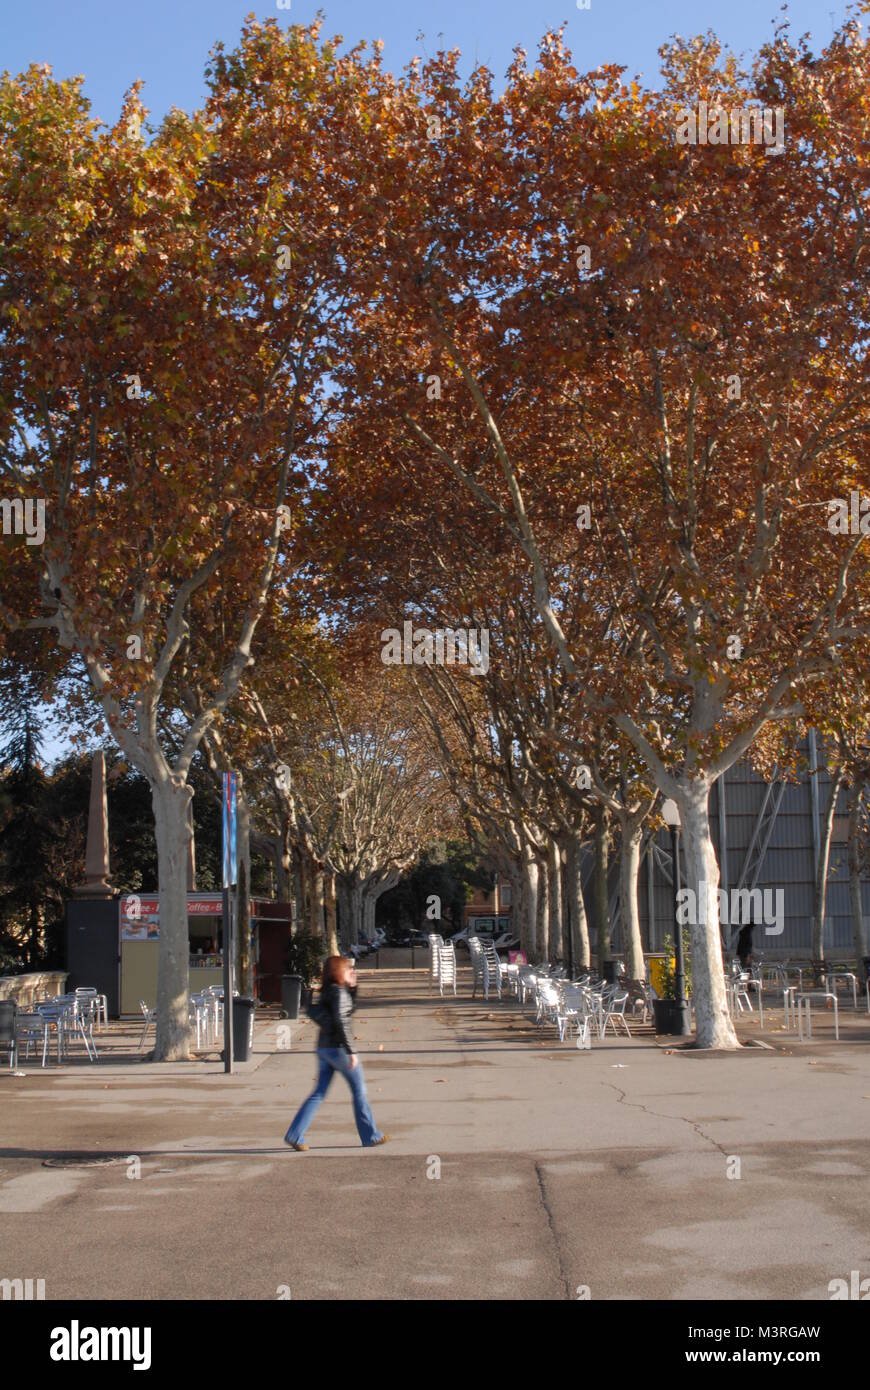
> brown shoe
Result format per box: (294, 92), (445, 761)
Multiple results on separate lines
(366, 1134), (391, 1147)
(284, 1138), (308, 1151)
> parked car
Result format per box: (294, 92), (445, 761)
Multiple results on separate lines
(393, 931), (430, 948)
(449, 925), (519, 952)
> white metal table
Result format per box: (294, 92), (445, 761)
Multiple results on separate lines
(796, 991), (839, 1042)
(825, 972), (858, 1010)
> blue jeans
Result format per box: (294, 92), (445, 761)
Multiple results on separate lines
(286, 1048), (383, 1147)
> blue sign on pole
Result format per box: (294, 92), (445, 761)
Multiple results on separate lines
(222, 772), (238, 889)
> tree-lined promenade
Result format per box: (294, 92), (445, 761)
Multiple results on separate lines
(0, 16), (867, 1056)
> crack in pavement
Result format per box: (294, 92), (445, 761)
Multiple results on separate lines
(534, 1161), (574, 1300)
(602, 1081), (731, 1158)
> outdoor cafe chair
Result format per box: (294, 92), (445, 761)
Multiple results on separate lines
(758, 962), (787, 991)
(482, 943), (504, 1001)
(728, 973), (754, 1015)
(517, 966), (537, 1009)
(500, 961), (520, 997)
(209, 990), (224, 1040)
(629, 981), (654, 1025)
(556, 985), (592, 1047)
(75, 987), (108, 1033)
(203, 986), (224, 1038)
(72, 995), (100, 1062)
(796, 990), (839, 1042)
(438, 943), (457, 997)
(190, 994), (210, 1049)
(138, 999), (156, 1052)
(825, 970), (858, 1011)
(535, 979), (561, 1030)
(600, 990), (632, 1039)
(577, 991), (599, 1049)
(42, 993), (97, 1062)
(783, 984), (799, 1031)
(197, 990), (220, 1045)
(14, 1012), (52, 1067)
(428, 934), (444, 991)
(468, 937), (486, 998)
(580, 984), (606, 1034)
(35, 1001), (72, 1064)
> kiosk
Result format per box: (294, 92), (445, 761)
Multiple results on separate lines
(67, 892), (294, 1016)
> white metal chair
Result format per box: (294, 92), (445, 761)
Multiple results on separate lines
(203, 986), (224, 1039)
(796, 990), (839, 1041)
(73, 995), (99, 1061)
(517, 967), (538, 1009)
(75, 986), (108, 1033)
(428, 934), (444, 991)
(14, 1012), (50, 1066)
(482, 942), (504, 1001)
(556, 985), (592, 1048)
(783, 984), (798, 1030)
(629, 981), (654, 1025)
(825, 971), (858, 1010)
(35, 1003), (69, 1064)
(729, 973), (754, 1014)
(584, 983), (607, 1037)
(190, 994), (208, 1049)
(468, 937), (486, 998)
(438, 943), (457, 997)
(600, 990), (632, 1038)
(535, 979), (561, 1029)
(138, 999), (156, 1052)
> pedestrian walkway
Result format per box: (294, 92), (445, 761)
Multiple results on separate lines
(1, 969), (868, 1299)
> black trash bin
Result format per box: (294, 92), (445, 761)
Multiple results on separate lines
(862, 956), (870, 988)
(280, 975), (303, 1021)
(601, 959), (618, 983)
(652, 998), (692, 1036)
(231, 997), (256, 1062)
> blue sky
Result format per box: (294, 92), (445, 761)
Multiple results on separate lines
(2, 1), (855, 129)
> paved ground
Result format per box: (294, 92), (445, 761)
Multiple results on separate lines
(2, 968), (869, 1301)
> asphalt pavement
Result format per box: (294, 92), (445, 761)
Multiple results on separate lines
(2, 967), (868, 1300)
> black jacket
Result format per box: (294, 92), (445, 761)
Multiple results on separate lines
(316, 982), (356, 1054)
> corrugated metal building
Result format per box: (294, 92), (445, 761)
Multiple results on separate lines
(604, 738), (868, 961)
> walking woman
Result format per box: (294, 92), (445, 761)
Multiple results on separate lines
(284, 956), (389, 1151)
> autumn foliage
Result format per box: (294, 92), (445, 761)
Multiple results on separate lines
(0, 15), (868, 1051)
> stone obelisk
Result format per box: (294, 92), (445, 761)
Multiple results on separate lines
(72, 750), (116, 898)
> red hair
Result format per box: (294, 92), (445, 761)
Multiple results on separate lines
(321, 956), (355, 990)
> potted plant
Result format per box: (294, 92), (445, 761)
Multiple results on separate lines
(281, 930), (323, 1019)
(652, 930), (693, 1035)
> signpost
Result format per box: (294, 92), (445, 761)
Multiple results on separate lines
(222, 772), (238, 1074)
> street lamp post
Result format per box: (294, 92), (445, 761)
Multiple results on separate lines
(662, 799), (691, 1036)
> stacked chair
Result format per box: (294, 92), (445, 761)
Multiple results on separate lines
(428, 933), (444, 992)
(438, 942), (457, 996)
